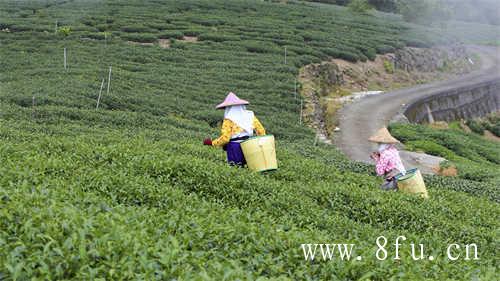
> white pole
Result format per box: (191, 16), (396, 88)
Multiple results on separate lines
(299, 99), (303, 125)
(106, 66), (112, 95)
(64, 47), (67, 70)
(96, 78), (105, 110)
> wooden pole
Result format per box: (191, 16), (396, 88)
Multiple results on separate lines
(106, 66), (112, 95)
(64, 47), (67, 70)
(284, 47), (287, 64)
(96, 78), (105, 110)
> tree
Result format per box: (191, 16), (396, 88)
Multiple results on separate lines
(368, 0), (398, 12)
(397, 0), (451, 25)
(348, 0), (373, 14)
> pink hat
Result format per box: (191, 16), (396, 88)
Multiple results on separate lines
(215, 92), (249, 109)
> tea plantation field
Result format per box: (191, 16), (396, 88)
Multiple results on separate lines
(0, 0), (499, 279)
(390, 123), (500, 201)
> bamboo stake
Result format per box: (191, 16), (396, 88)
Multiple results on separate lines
(106, 66), (112, 95)
(96, 78), (105, 110)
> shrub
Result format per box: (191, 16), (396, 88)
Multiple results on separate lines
(121, 33), (157, 43)
(146, 22), (169, 30)
(95, 24), (110, 32)
(360, 46), (377, 60)
(120, 25), (154, 33)
(296, 55), (322, 66)
(9, 24), (33, 32)
(287, 45), (324, 59)
(169, 40), (188, 49)
(473, 114), (500, 137)
(198, 33), (240, 42)
(80, 32), (106, 40)
(337, 50), (359, 62)
(244, 41), (279, 53)
(405, 140), (457, 159)
(397, 0), (451, 25)
(465, 119), (484, 135)
(376, 44), (396, 53)
(191, 18), (225, 26)
(57, 26), (71, 37)
(348, 0), (373, 14)
(390, 123), (500, 182)
(384, 60), (394, 73)
(0, 22), (12, 29)
(320, 48), (360, 62)
(183, 29), (204, 36)
(158, 31), (184, 39)
(489, 124), (500, 137)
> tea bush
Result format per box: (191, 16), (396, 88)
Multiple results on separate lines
(465, 119), (485, 135)
(390, 123), (500, 183)
(0, 126), (498, 279)
(0, 0), (499, 279)
(467, 113), (500, 137)
(158, 31), (184, 39)
(121, 33), (158, 43)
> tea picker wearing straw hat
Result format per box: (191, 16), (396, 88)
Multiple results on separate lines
(369, 127), (406, 191)
(203, 92), (266, 167)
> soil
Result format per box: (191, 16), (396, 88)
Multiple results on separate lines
(331, 49), (479, 93)
(158, 39), (170, 48)
(459, 121), (472, 133)
(127, 41), (154, 46)
(433, 165), (458, 177)
(181, 36), (198, 43)
(298, 68), (332, 144)
(128, 37), (198, 49)
(484, 130), (500, 142)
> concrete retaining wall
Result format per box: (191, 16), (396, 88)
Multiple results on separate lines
(404, 79), (500, 123)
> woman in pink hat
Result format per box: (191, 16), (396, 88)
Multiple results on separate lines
(204, 92), (266, 166)
(368, 127), (406, 191)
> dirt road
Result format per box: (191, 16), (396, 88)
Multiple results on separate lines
(335, 46), (500, 166)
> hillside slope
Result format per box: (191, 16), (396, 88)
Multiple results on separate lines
(336, 45), (500, 165)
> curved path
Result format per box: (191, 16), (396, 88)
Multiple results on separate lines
(336, 46), (500, 167)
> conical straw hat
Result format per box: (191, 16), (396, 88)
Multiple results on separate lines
(215, 92), (249, 109)
(368, 127), (400, 143)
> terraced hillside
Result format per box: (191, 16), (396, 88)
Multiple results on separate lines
(0, 0), (498, 279)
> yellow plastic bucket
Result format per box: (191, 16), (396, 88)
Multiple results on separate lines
(396, 168), (429, 199)
(240, 135), (278, 172)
